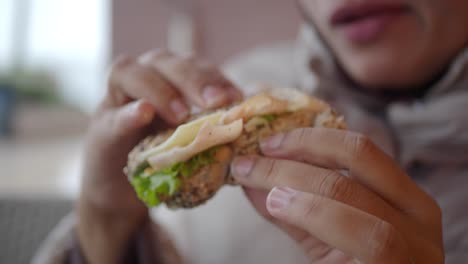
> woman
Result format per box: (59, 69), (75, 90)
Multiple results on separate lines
(35, 0), (468, 263)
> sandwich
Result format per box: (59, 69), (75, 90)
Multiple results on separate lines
(125, 84), (346, 209)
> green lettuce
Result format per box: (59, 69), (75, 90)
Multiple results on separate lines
(130, 148), (217, 207)
(261, 114), (278, 122)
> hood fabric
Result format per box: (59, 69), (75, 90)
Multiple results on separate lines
(294, 25), (468, 169)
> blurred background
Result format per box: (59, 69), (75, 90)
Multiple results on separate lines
(0, 0), (299, 262)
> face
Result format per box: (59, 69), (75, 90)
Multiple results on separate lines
(299, 0), (468, 90)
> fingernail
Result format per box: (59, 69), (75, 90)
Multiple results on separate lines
(267, 187), (297, 212)
(260, 133), (285, 151)
(138, 102), (155, 123)
(140, 110), (153, 123)
(128, 101), (151, 124)
(170, 99), (189, 122)
(203, 86), (228, 107)
(231, 157), (254, 178)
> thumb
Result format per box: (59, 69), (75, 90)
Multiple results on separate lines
(244, 187), (321, 255)
(90, 99), (157, 151)
(86, 99), (157, 172)
(110, 99), (156, 139)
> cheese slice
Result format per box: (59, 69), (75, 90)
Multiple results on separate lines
(138, 111), (224, 162)
(138, 85), (329, 171)
(221, 88), (328, 124)
(220, 93), (286, 124)
(147, 119), (243, 171)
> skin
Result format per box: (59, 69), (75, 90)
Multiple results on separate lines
(231, 130), (443, 263)
(78, 0), (468, 263)
(298, 0), (468, 90)
(78, 49), (241, 263)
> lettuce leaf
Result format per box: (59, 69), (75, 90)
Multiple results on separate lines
(130, 148), (217, 207)
(261, 114), (278, 122)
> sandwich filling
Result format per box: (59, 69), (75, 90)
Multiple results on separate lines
(130, 112), (243, 207)
(128, 87), (339, 207)
(131, 147), (218, 207)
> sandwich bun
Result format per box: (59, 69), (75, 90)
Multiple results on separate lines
(125, 84), (346, 209)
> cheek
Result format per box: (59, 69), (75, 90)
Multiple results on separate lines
(334, 17), (435, 87)
(313, 4), (430, 87)
(300, 0), (468, 88)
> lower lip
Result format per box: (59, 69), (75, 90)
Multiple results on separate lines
(338, 11), (405, 43)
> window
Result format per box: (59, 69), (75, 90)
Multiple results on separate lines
(0, 0), (110, 111)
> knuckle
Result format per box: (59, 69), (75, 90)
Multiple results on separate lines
(316, 172), (333, 195)
(171, 58), (196, 80)
(346, 132), (376, 159)
(180, 55), (215, 72)
(301, 195), (323, 220)
(125, 66), (153, 89)
(164, 55), (226, 92)
(187, 67), (224, 90)
(287, 128), (312, 153)
(260, 159), (280, 183)
(138, 48), (172, 64)
(189, 69), (213, 88)
(172, 55), (194, 70)
(279, 128), (314, 162)
(132, 66), (168, 90)
(320, 174), (353, 201)
(135, 67), (158, 86)
(295, 128), (311, 146)
(367, 220), (401, 261)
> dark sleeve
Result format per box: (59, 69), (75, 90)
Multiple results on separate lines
(32, 213), (183, 264)
(65, 218), (173, 264)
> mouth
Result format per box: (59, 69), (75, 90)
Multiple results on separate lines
(331, 2), (410, 43)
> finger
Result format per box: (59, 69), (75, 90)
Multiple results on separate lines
(91, 99), (156, 152)
(110, 100), (156, 138)
(243, 188), (310, 241)
(96, 99), (155, 141)
(267, 187), (413, 264)
(243, 187), (334, 261)
(259, 128), (432, 215)
(108, 56), (189, 124)
(232, 157), (400, 223)
(139, 50), (242, 108)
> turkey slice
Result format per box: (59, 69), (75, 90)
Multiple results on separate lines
(147, 119), (243, 171)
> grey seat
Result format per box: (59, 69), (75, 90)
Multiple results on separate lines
(0, 198), (72, 264)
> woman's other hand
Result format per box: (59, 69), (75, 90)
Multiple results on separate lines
(78, 49), (241, 264)
(232, 128), (443, 264)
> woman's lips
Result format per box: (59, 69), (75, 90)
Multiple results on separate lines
(331, 3), (409, 43)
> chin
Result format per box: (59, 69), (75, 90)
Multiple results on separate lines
(340, 55), (422, 90)
(331, 26), (430, 89)
(347, 68), (400, 89)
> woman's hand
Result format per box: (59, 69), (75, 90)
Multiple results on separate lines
(231, 128), (443, 264)
(78, 49), (241, 264)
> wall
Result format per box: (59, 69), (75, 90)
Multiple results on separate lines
(112, 0), (301, 63)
